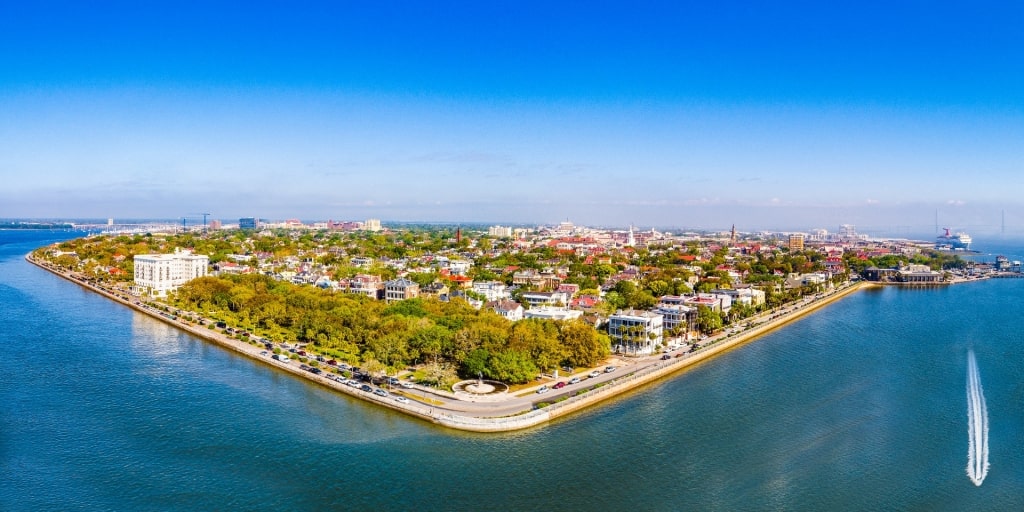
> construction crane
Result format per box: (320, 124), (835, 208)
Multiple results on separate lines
(183, 213), (212, 233)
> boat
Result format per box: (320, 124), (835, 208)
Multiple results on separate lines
(937, 228), (972, 250)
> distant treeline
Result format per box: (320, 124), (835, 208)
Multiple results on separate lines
(0, 222), (75, 230)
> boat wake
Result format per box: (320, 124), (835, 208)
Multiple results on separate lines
(966, 350), (989, 486)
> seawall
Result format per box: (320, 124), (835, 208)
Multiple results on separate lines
(27, 251), (869, 433)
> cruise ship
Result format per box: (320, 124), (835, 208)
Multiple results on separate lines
(937, 228), (972, 250)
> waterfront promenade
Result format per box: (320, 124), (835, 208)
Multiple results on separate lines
(26, 252), (869, 432)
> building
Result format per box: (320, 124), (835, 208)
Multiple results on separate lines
(133, 248), (209, 297)
(472, 281), (509, 302)
(898, 264), (944, 283)
(239, 217), (260, 230)
(488, 225), (513, 237)
(345, 274), (383, 299)
(523, 307), (583, 321)
(520, 291), (570, 308)
(788, 233), (804, 252)
(608, 309), (664, 356)
(486, 300), (524, 321)
(653, 304), (696, 339)
(384, 277), (420, 303)
(364, 218), (382, 232)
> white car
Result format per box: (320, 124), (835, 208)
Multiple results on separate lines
(400, 381), (414, 389)
(604, 366), (617, 373)
(588, 370), (601, 378)
(394, 396), (410, 404)
(536, 385), (550, 394)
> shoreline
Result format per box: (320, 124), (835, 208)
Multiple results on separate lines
(26, 251), (870, 433)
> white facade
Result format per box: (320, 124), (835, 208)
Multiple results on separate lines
(653, 304), (695, 338)
(134, 249), (209, 297)
(608, 309), (664, 356)
(364, 218), (382, 232)
(523, 307), (582, 321)
(472, 281), (509, 302)
(488, 225), (513, 237)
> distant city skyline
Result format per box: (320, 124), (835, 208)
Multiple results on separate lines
(2, 3), (1023, 234)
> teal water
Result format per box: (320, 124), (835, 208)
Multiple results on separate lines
(3, 230), (1024, 510)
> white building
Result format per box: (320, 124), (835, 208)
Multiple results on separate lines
(364, 218), (382, 232)
(472, 281), (509, 302)
(653, 304), (695, 339)
(488, 225), (513, 237)
(486, 300), (524, 321)
(608, 309), (664, 356)
(523, 307), (583, 322)
(134, 248), (209, 297)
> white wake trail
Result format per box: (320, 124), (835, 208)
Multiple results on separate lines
(966, 350), (989, 486)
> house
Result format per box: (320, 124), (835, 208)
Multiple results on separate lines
(345, 274), (383, 299)
(472, 281), (509, 302)
(608, 309), (664, 356)
(384, 277), (420, 303)
(486, 300), (524, 321)
(421, 282), (450, 297)
(520, 291), (570, 308)
(523, 307), (583, 321)
(653, 303), (696, 339)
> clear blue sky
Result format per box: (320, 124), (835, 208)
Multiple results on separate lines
(2, 1), (1022, 235)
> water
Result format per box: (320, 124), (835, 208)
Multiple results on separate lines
(966, 350), (989, 486)
(4, 230), (1024, 510)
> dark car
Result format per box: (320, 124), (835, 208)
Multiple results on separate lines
(553, 381), (567, 389)
(661, 354), (672, 360)
(360, 384), (373, 392)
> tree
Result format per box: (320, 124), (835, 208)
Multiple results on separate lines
(460, 348), (490, 378)
(696, 306), (722, 335)
(486, 350), (538, 384)
(560, 319), (611, 367)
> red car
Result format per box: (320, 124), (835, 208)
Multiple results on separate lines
(553, 381), (567, 389)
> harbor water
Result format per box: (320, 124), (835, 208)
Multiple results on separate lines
(3, 229), (1024, 510)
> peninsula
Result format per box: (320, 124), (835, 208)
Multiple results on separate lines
(27, 220), (979, 432)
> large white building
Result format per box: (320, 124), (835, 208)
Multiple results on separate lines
(488, 225), (513, 237)
(134, 249), (209, 297)
(608, 309), (664, 356)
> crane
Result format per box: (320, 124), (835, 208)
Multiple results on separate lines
(184, 213), (212, 232)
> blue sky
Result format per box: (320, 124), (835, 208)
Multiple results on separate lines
(2, 1), (1023, 235)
